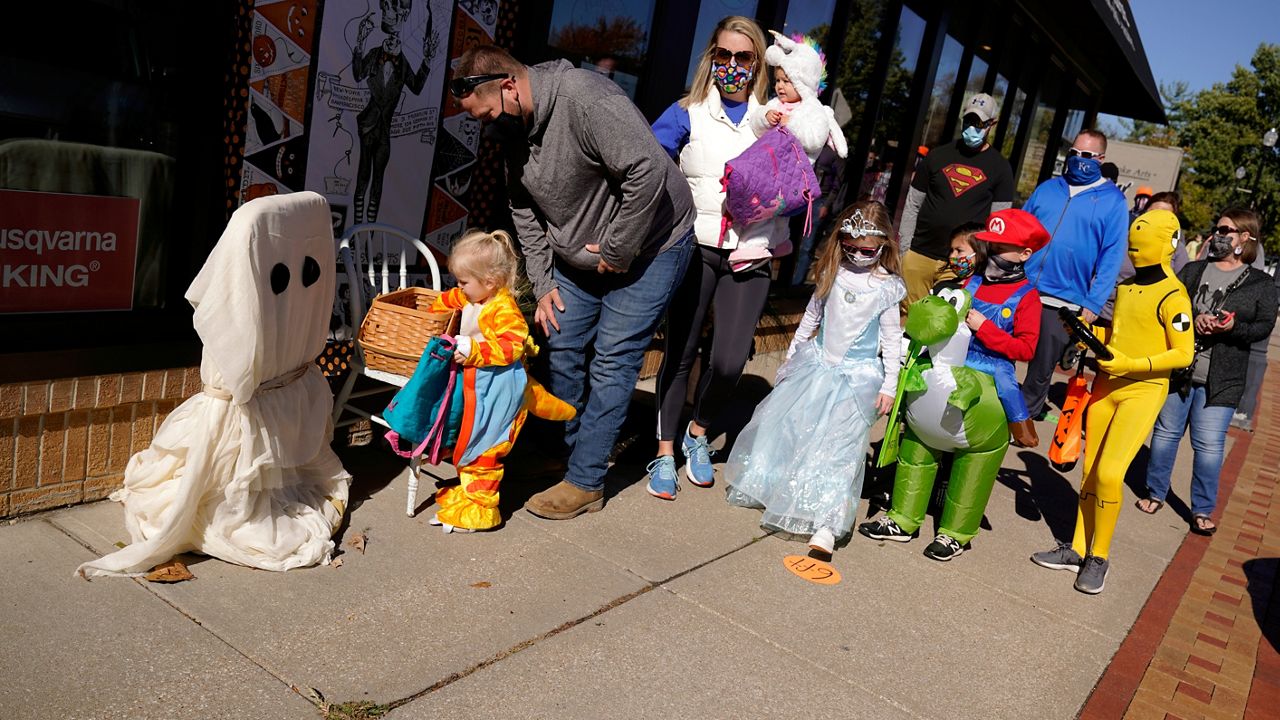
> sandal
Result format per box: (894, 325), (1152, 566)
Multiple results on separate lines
(1135, 497), (1164, 514)
(1191, 514), (1217, 536)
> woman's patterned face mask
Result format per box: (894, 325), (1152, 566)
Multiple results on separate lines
(711, 61), (754, 94)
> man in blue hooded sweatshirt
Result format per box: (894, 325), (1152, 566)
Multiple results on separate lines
(1020, 129), (1129, 419)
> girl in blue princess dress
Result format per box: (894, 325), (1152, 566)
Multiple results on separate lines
(724, 200), (905, 555)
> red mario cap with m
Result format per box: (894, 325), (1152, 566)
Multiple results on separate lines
(974, 208), (1050, 252)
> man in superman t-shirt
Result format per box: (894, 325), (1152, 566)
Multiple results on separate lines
(898, 93), (1014, 308)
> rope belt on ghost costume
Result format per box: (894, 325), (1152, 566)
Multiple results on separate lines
(202, 363), (311, 401)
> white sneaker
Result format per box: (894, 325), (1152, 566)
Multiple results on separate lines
(808, 527), (836, 554)
(427, 516), (443, 526)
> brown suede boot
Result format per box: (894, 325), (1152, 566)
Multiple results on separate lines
(524, 481), (605, 520)
(1010, 419), (1039, 448)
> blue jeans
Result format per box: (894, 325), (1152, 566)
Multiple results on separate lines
(545, 231), (695, 491)
(1144, 384), (1234, 516)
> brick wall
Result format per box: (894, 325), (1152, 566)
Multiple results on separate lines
(0, 368), (200, 519)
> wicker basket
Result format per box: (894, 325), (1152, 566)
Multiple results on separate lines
(357, 287), (459, 376)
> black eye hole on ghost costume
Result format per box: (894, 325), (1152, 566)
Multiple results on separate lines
(302, 256), (320, 287)
(271, 263), (290, 294)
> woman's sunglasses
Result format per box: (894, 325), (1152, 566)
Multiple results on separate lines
(1067, 147), (1104, 159)
(711, 47), (757, 66)
(448, 73), (510, 98)
(1214, 225), (1241, 236)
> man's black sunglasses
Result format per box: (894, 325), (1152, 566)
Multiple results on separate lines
(449, 73), (510, 98)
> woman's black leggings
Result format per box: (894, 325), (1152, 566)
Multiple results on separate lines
(655, 245), (771, 441)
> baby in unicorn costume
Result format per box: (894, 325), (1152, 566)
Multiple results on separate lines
(728, 30), (848, 271)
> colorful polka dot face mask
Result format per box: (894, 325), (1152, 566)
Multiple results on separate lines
(711, 61), (753, 94)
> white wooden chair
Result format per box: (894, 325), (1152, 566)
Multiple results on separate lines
(331, 223), (448, 516)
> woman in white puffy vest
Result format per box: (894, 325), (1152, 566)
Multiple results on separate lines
(646, 15), (783, 500)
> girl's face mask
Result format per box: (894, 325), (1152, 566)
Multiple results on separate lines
(948, 252), (976, 278)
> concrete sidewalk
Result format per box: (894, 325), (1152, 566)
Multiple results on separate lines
(0, 350), (1207, 720)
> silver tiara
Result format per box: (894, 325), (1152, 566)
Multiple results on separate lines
(841, 210), (888, 238)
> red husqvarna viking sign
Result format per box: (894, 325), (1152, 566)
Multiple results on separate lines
(0, 189), (140, 313)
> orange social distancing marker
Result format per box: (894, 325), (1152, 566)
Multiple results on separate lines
(783, 555), (841, 585)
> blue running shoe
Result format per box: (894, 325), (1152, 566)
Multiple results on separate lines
(681, 427), (715, 487)
(645, 456), (679, 500)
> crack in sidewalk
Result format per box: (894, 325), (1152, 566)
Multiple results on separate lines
(383, 532), (774, 713)
(45, 518), (316, 711)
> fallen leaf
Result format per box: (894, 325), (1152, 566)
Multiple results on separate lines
(331, 557), (344, 569)
(348, 531), (368, 555)
(144, 560), (194, 583)
(471, 581), (491, 588)
(113, 541), (127, 549)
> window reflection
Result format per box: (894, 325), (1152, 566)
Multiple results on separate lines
(1017, 98), (1057, 200)
(920, 35), (964, 148)
(1001, 86), (1027, 160)
(966, 56), (989, 102)
(548, 0), (657, 99)
(783, 0), (837, 37)
(823, 1), (901, 203)
(683, 0), (759, 90)
(1052, 108), (1087, 176)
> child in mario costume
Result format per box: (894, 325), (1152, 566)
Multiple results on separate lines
(962, 209), (1047, 448)
(1031, 209), (1193, 594)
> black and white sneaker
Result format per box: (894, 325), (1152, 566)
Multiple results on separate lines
(857, 516), (914, 542)
(923, 533), (967, 561)
(1030, 542), (1084, 572)
(1074, 555), (1109, 594)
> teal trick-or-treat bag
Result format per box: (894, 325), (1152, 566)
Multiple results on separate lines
(383, 334), (464, 464)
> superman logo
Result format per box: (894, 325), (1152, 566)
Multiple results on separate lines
(943, 163), (988, 197)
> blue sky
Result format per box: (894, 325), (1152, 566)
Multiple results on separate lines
(1132, 0), (1275, 94)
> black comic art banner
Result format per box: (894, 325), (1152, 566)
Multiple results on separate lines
(304, 0), (453, 239)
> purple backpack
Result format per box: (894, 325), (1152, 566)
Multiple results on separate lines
(719, 126), (822, 242)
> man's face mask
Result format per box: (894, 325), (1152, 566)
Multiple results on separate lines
(487, 84), (525, 142)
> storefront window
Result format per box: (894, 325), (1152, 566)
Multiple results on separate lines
(919, 34), (964, 149)
(1016, 98), (1058, 200)
(783, 0), (838, 37)
(548, 0), (658, 99)
(966, 55), (989, 101)
(1001, 86), (1027, 160)
(683, 0), (759, 89)
(1, 1), (227, 321)
(990, 72), (1009, 117)
(834, 1), (919, 205)
(1053, 107), (1087, 176)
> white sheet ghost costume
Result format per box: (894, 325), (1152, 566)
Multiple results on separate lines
(77, 192), (351, 578)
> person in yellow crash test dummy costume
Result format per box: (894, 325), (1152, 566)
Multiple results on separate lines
(426, 230), (576, 533)
(1031, 209), (1193, 594)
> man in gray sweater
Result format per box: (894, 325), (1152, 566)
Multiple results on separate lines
(455, 45), (696, 519)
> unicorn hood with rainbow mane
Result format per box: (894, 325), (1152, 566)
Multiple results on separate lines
(754, 30), (847, 160)
(765, 30), (827, 102)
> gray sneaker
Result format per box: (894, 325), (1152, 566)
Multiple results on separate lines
(1074, 555), (1109, 594)
(1030, 542), (1083, 572)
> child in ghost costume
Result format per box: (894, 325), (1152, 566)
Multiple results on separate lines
(728, 30), (848, 271)
(77, 192), (351, 578)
